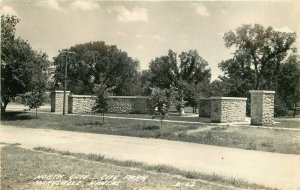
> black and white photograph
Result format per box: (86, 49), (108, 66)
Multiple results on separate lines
(1, 0), (300, 189)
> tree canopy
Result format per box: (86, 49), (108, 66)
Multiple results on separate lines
(223, 24), (296, 90)
(215, 24), (299, 116)
(1, 15), (50, 112)
(53, 41), (140, 96)
(148, 49), (211, 110)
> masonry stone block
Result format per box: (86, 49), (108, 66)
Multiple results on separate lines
(250, 90), (275, 125)
(51, 91), (70, 113)
(66, 95), (149, 114)
(210, 97), (247, 123)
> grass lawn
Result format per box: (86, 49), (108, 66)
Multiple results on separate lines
(0, 144), (271, 190)
(2, 111), (300, 155)
(103, 112), (211, 123)
(273, 118), (300, 128)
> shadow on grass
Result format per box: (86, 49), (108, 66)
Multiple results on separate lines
(1, 111), (34, 121)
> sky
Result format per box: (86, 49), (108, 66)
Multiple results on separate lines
(1, 0), (300, 80)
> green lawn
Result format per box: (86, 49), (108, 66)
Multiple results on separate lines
(0, 145), (271, 190)
(2, 111), (300, 155)
(103, 112), (211, 123)
(273, 118), (300, 128)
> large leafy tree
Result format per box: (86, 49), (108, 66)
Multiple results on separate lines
(149, 49), (211, 111)
(53, 41), (140, 96)
(149, 50), (179, 89)
(223, 24), (296, 90)
(217, 24), (298, 116)
(1, 15), (50, 112)
(20, 52), (49, 116)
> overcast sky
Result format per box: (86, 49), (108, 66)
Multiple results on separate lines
(1, 0), (300, 79)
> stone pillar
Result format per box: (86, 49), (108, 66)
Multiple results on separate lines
(250, 90), (275, 125)
(210, 97), (247, 123)
(51, 91), (70, 113)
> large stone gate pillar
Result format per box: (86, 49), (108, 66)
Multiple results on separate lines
(51, 91), (70, 113)
(210, 97), (247, 123)
(250, 90), (275, 125)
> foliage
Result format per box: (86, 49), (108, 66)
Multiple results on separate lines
(149, 49), (211, 111)
(215, 24), (298, 116)
(274, 95), (288, 117)
(139, 70), (152, 96)
(1, 15), (50, 112)
(149, 88), (171, 127)
(53, 41), (140, 96)
(93, 83), (114, 122)
(223, 24), (296, 90)
(22, 51), (49, 116)
(275, 55), (300, 116)
(149, 50), (178, 89)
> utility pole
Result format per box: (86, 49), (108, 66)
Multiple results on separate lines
(61, 50), (75, 115)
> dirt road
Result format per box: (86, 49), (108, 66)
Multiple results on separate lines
(1, 125), (300, 189)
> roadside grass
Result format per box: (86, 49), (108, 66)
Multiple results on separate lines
(273, 118), (300, 129)
(103, 112), (211, 123)
(2, 111), (300, 154)
(34, 146), (252, 188)
(1, 145), (271, 190)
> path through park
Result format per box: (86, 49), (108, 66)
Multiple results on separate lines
(1, 125), (300, 190)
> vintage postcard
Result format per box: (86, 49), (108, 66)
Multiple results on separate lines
(1, 0), (300, 189)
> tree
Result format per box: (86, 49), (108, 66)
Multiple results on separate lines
(149, 50), (179, 89)
(1, 15), (50, 112)
(218, 24), (298, 116)
(149, 49), (211, 111)
(93, 83), (114, 122)
(53, 41), (140, 96)
(208, 79), (229, 97)
(20, 52), (49, 117)
(138, 70), (152, 96)
(178, 50), (211, 111)
(218, 53), (255, 97)
(223, 24), (296, 90)
(149, 88), (171, 128)
(1, 15), (20, 111)
(277, 55), (300, 117)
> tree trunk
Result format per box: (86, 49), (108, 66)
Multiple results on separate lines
(1, 99), (9, 113)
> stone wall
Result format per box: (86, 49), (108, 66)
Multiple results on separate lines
(64, 94), (149, 114)
(107, 96), (149, 114)
(198, 98), (211, 118)
(68, 95), (97, 114)
(210, 97), (247, 123)
(51, 91), (70, 113)
(250, 90), (275, 125)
